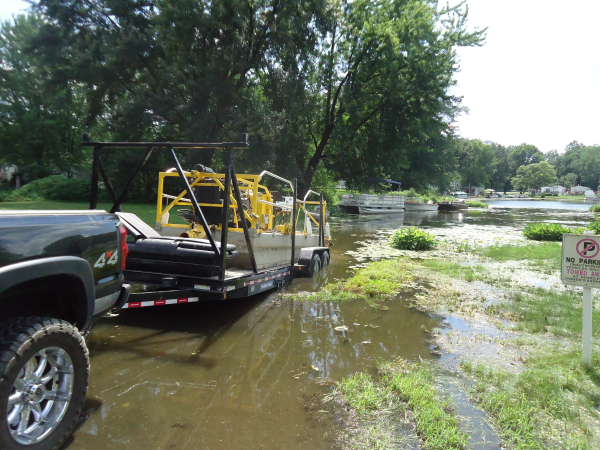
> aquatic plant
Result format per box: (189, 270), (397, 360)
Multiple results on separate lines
(310, 258), (414, 302)
(589, 204), (600, 213)
(522, 223), (574, 241)
(464, 200), (488, 208)
(390, 227), (437, 251)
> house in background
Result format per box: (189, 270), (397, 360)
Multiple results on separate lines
(571, 185), (592, 195)
(0, 164), (17, 184)
(541, 185), (566, 195)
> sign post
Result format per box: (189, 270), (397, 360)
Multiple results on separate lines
(562, 231), (598, 367)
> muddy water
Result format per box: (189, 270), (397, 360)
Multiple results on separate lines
(70, 204), (594, 449)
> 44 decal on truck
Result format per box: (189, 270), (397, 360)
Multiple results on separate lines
(94, 250), (119, 268)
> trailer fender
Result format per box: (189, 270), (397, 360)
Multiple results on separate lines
(294, 247), (329, 277)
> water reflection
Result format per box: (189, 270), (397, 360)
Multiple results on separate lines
(74, 292), (440, 449)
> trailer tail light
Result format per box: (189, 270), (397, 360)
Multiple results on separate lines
(119, 224), (128, 270)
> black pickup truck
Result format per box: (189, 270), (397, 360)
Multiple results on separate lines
(0, 210), (130, 450)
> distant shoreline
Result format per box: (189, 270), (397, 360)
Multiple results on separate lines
(477, 197), (585, 202)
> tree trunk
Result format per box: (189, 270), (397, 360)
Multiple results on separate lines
(299, 124), (334, 197)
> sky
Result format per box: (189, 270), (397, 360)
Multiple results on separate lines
(451, 0), (600, 153)
(1, 0), (599, 154)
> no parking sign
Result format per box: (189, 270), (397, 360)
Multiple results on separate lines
(562, 232), (599, 367)
(562, 234), (600, 287)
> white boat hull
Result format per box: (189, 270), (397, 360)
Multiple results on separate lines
(358, 206), (406, 214)
(404, 202), (439, 212)
(338, 193), (404, 215)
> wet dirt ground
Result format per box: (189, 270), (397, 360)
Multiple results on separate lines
(67, 201), (595, 449)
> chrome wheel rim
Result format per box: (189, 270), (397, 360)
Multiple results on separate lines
(7, 347), (73, 445)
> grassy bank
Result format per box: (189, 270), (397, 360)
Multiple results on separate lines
(333, 359), (467, 450)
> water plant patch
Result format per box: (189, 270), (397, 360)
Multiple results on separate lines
(391, 227), (437, 251)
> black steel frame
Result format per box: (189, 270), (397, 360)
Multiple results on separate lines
(83, 136), (291, 281)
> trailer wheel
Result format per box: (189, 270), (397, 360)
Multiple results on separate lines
(0, 318), (89, 450)
(321, 252), (330, 276)
(309, 254), (322, 289)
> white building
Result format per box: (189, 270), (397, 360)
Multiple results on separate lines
(571, 185), (592, 195)
(541, 185), (566, 195)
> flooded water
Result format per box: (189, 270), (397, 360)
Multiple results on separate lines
(69, 202), (595, 449)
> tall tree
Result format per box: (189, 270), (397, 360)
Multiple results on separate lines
(508, 143), (544, 174)
(487, 141), (510, 191)
(0, 13), (90, 180)
(456, 139), (496, 191)
(35, 0), (329, 167)
(570, 146), (600, 190)
(511, 161), (557, 191)
(297, 0), (485, 194)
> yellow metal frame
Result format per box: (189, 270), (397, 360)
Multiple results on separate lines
(156, 171), (326, 238)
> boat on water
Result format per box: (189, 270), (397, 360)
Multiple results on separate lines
(337, 178), (405, 214)
(484, 189), (502, 198)
(337, 193), (405, 214)
(154, 169), (331, 270)
(403, 197), (439, 212)
(438, 199), (468, 211)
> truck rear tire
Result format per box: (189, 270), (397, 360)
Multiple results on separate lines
(0, 318), (89, 450)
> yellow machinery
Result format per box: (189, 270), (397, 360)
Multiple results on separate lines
(156, 169), (328, 242)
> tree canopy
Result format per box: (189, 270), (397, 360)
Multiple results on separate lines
(511, 161), (557, 191)
(0, 0), (485, 198)
(456, 139), (496, 188)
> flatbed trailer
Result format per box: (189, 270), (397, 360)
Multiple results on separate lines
(84, 135), (330, 310)
(121, 265), (294, 309)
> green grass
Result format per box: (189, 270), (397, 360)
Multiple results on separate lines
(381, 359), (468, 449)
(505, 287), (600, 337)
(464, 349), (600, 448)
(336, 360), (468, 450)
(310, 258), (414, 303)
(0, 200), (176, 226)
(477, 242), (562, 274)
(416, 259), (488, 282)
(477, 242), (561, 263)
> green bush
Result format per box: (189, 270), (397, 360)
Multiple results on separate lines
(390, 227), (437, 251)
(465, 200), (488, 208)
(540, 193), (546, 198)
(5, 175), (93, 202)
(589, 204), (600, 213)
(523, 223), (579, 241)
(588, 221), (600, 234)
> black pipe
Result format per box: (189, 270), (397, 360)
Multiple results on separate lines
(89, 146), (100, 209)
(231, 165), (258, 273)
(319, 192), (324, 247)
(169, 147), (220, 256)
(219, 147), (233, 281)
(98, 156), (119, 209)
(81, 141), (249, 149)
(110, 146), (153, 214)
(291, 179), (297, 267)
